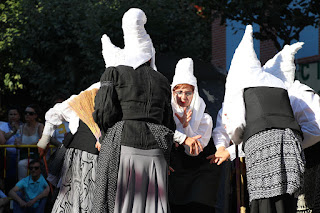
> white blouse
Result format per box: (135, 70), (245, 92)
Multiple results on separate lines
(173, 112), (213, 156)
(38, 82), (100, 149)
(212, 107), (245, 161)
(289, 80), (320, 149)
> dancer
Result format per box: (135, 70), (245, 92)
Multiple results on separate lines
(262, 42), (320, 212)
(37, 82), (100, 212)
(92, 8), (175, 213)
(222, 25), (304, 212)
(169, 57), (219, 212)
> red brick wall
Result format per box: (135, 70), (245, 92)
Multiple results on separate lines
(211, 17), (226, 70)
(260, 39), (278, 66)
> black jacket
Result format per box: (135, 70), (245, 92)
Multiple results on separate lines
(94, 64), (175, 150)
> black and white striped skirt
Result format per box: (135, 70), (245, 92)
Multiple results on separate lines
(244, 128), (305, 202)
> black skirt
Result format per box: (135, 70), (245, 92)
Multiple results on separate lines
(169, 139), (221, 207)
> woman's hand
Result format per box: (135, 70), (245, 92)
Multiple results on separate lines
(95, 141), (101, 151)
(183, 135), (203, 155)
(175, 108), (192, 128)
(206, 146), (230, 165)
(38, 147), (46, 158)
(11, 121), (19, 132)
(168, 166), (175, 175)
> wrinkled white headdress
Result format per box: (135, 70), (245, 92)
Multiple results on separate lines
(171, 58), (206, 132)
(222, 25), (286, 144)
(101, 8), (157, 70)
(263, 42), (304, 88)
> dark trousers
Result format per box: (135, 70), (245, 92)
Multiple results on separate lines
(13, 192), (47, 213)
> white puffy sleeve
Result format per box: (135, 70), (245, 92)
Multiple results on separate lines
(173, 130), (187, 144)
(213, 107), (245, 161)
(38, 82), (100, 149)
(226, 144), (245, 161)
(289, 81), (320, 149)
(212, 108), (230, 149)
(222, 94), (246, 145)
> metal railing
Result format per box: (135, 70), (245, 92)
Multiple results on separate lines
(0, 144), (55, 179)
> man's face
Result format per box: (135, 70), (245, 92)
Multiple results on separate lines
(29, 162), (41, 178)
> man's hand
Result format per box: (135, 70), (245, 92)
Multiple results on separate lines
(26, 199), (37, 207)
(175, 108), (192, 128)
(18, 200), (27, 207)
(183, 135), (203, 155)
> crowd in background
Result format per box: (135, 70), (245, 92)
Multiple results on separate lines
(0, 94), (70, 213)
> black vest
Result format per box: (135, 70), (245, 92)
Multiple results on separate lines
(243, 87), (301, 142)
(68, 120), (99, 155)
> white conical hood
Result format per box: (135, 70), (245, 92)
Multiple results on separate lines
(101, 8), (157, 70)
(224, 25), (263, 104)
(171, 58), (197, 88)
(263, 42), (304, 88)
(171, 58), (206, 134)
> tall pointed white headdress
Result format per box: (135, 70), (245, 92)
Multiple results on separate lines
(263, 42), (304, 88)
(171, 58), (206, 131)
(101, 8), (157, 70)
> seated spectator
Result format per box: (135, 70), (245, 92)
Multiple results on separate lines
(15, 105), (43, 180)
(9, 159), (49, 213)
(0, 178), (9, 213)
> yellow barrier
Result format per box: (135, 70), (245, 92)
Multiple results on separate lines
(0, 145), (55, 179)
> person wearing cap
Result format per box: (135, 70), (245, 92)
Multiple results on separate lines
(221, 25), (305, 212)
(92, 8), (175, 213)
(169, 58), (219, 212)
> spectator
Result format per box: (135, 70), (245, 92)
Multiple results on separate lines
(15, 105), (44, 180)
(0, 106), (23, 191)
(8, 159), (49, 213)
(0, 130), (5, 145)
(0, 178), (9, 213)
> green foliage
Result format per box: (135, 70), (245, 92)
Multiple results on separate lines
(211, 0), (320, 50)
(1, 0), (212, 106)
(3, 73), (23, 93)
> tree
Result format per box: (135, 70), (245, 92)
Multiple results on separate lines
(1, 0), (213, 108)
(210, 0), (320, 51)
